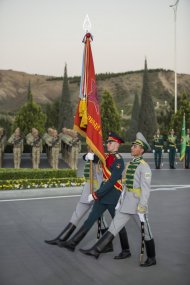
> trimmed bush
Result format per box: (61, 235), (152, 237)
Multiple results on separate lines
(0, 168), (76, 180)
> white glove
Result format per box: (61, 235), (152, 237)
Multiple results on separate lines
(88, 194), (94, 203)
(138, 213), (145, 223)
(152, 150), (155, 153)
(176, 149), (178, 152)
(162, 149), (164, 153)
(85, 152), (94, 161)
(167, 149), (170, 153)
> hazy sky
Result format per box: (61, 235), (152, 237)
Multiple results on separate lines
(0, 0), (189, 76)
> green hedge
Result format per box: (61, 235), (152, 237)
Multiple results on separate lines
(0, 168), (76, 180)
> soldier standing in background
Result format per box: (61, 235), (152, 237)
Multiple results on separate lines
(0, 128), (7, 168)
(167, 129), (178, 169)
(8, 127), (24, 168)
(185, 128), (190, 169)
(46, 129), (61, 169)
(59, 128), (73, 166)
(43, 128), (54, 167)
(152, 129), (164, 169)
(26, 128), (43, 169)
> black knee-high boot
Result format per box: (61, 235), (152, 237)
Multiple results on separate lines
(80, 231), (114, 259)
(114, 227), (131, 259)
(140, 239), (156, 267)
(101, 228), (113, 253)
(59, 225), (89, 251)
(44, 223), (76, 245)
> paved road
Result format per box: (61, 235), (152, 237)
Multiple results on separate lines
(0, 155), (189, 285)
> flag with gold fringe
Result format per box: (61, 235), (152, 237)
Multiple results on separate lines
(180, 113), (186, 161)
(74, 33), (105, 163)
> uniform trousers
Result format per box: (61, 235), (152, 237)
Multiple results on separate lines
(185, 146), (190, 168)
(70, 202), (91, 226)
(169, 147), (176, 168)
(154, 149), (162, 168)
(32, 147), (40, 169)
(83, 201), (116, 231)
(109, 211), (153, 241)
(13, 147), (22, 168)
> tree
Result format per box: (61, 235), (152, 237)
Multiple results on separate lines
(27, 80), (33, 103)
(127, 93), (140, 141)
(58, 64), (73, 131)
(44, 100), (59, 129)
(100, 90), (121, 140)
(138, 59), (157, 140)
(169, 92), (190, 137)
(13, 87), (47, 135)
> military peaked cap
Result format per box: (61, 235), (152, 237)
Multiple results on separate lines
(132, 132), (151, 152)
(106, 131), (124, 144)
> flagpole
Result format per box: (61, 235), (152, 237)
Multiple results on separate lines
(83, 15), (94, 194)
(170, 0), (180, 113)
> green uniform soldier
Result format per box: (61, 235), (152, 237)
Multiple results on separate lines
(152, 129), (164, 169)
(185, 128), (190, 169)
(8, 128), (24, 168)
(0, 128), (7, 168)
(26, 128), (43, 169)
(60, 131), (131, 259)
(46, 129), (61, 169)
(80, 132), (156, 267)
(167, 129), (178, 169)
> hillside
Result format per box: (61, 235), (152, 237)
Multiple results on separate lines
(0, 69), (189, 117)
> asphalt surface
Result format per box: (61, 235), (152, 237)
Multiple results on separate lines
(0, 154), (190, 285)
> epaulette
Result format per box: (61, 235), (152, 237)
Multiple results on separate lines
(115, 153), (122, 159)
(140, 159), (147, 165)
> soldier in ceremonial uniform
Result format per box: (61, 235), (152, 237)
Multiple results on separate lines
(26, 128), (43, 169)
(0, 128), (7, 168)
(46, 129), (61, 169)
(45, 149), (129, 258)
(8, 127), (24, 168)
(185, 128), (190, 169)
(167, 129), (178, 169)
(43, 128), (54, 166)
(45, 152), (105, 247)
(80, 132), (156, 267)
(152, 129), (164, 169)
(60, 131), (131, 258)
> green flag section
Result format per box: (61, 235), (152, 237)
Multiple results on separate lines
(180, 114), (186, 161)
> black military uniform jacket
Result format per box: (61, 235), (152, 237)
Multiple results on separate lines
(92, 152), (124, 205)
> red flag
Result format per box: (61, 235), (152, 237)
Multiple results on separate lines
(74, 33), (105, 163)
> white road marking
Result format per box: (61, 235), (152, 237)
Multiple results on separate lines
(0, 185), (189, 203)
(0, 194), (81, 203)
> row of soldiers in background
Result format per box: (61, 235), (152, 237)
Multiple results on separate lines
(43, 127), (81, 169)
(152, 128), (190, 169)
(0, 127), (81, 169)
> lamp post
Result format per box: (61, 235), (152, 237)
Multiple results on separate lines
(170, 0), (180, 114)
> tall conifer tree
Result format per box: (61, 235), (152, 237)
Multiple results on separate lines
(127, 93), (140, 141)
(138, 59), (157, 140)
(101, 90), (121, 140)
(27, 80), (33, 103)
(58, 64), (73, 131)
